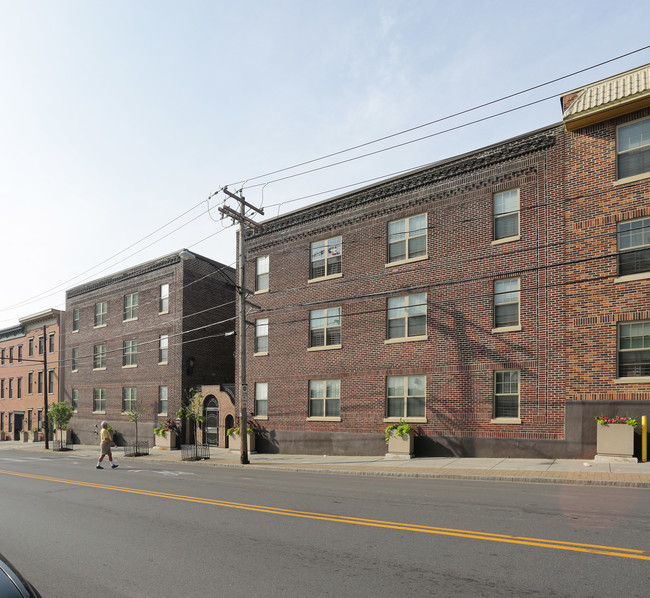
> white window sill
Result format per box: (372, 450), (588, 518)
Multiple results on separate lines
(254, 351), (269, 357)
(158, 361), (168, 366)
(492, 235), (520, 246)
(385, 335), (428, 345)
(492, 325), (522, 334)
(254, 289), (269, 295)
(253, 415), (269, 421)
(159, 310), (170, 315)
(158, 412), (168, 417)
(308, 272), (343, 284)
(94, 324), (107, 329)
(490, 417), (522, 424)
(92, 411), (106, 414)
(614, 377), (650, 384)
(71, 330), (79, 334)
(383, 417), (427, 424)
(614, 272), (650, 283)
(613, 172), (650, 186)
(385, 255), (428, 268)
(307, 345), (342, 352)
(71, 369), (78, 373)
(123, 318), (138, 323)
(122, 364), (137, 369)
(307, 417), (341, 422)
(93, 367), (107, 372)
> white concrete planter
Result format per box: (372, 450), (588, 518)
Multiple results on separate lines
(55, 429), (71, 443)
(595, 423), (636, 463)
(154, 430), (177, 450)
(386, 429), (414, 459)
(228, 431), (255, 453)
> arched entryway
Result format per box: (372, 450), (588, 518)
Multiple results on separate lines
(204, 396), (219, 446)
(224, 414), (234, 448)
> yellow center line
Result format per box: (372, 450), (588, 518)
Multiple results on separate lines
(2, 468), (648, 561)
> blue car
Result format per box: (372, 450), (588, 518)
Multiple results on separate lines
(0, 553), (39, 597)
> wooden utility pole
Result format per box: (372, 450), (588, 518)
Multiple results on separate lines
(219, 187), (263, 465)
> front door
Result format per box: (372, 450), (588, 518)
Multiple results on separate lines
(204, 396), (219, 446)
(14, 412), (24, 441)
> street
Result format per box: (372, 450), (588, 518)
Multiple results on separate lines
(1, 448), (649, 597)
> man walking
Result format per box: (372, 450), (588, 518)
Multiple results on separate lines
(97, 421), (118, 469)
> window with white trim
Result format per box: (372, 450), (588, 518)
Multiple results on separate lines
(494, 278), (520, 329)
(123, 340), (138, 367)
(310, 236), (342, 279)
(122, 387), (137, 412)
(255, 382), (268, 417)
(388, 214), (427, 263)
(309, 379), (340, 418)
(72, 308), (79, 332)
(158, 386), (168, 415)
(71, 348), (79, 371)
(71, 389), (78, 411)
(387, 375), (425, 418)
(93, 388), (106, 412)
(124, 293), (139, 320)
(159, 284), (170, 313)
(494, 370), (520, 418)
(618, 321), (650, 378)
(256, 256), (269, 292)
(617, 117), (650, 180)
(494, 188), (519, 240)
(94, 301), (107, 327)
(387, 293), (426, 340)
(93, 344), (107, 369)
(255, 318), (268, 353)
(309, 307), (341, 348)
(618, 217), (650, 276)
(159, 335), (169, 364)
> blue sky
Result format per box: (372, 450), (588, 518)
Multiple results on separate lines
(1, 0), (650, 326)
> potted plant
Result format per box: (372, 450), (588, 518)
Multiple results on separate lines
(226, 426), (255, 452)
(595, 415), (638, 461)
(385, 419), (414, 458)
(154, 418), (178, 450)
(48, 401), (74, 446)
(29, 427), (40, 442)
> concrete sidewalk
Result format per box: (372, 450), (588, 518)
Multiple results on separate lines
(3, 441), (650, 487)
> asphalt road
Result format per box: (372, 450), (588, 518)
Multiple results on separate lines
(1, 448), (649, 597)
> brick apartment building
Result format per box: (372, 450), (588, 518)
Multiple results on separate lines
(239, 62), (650, 459)
(0, 309), (62, 441)
(561, 63), (650, 453)
(242, 121), (569, 457)
(62, 250), (236, 447)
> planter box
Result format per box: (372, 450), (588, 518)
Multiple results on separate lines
(154, 430), (177, 450)
(595, 423), (637, 463)
(228, 432), (255, 453)
(55, 429), (71, 443)
(386, 430), (414, 459)
(28, 431), (41, 443)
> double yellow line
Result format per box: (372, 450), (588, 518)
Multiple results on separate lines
(2, 468), (648, 561)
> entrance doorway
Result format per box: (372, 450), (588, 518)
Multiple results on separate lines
(14, 412), (24, 441)
(204, 396), (219, 446)
(224, 415), (234, 448)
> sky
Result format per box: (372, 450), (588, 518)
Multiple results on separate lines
(1, 0), (650, 328)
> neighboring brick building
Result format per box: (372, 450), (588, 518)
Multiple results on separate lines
(242, 123), (570, 457)
(62, 250), (236, 446)
(0, 309), (62, 441)
(561, 63), (650, 452)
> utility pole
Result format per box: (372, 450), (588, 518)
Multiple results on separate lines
(43, 325), (49, 450)
(219, 187), (264, 465)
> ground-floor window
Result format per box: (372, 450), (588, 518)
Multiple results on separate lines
(308, 379), (340, 418)
(255, 382), (268, 417)
(386, 375), (425, 418)
(93, 388), (106, 413)
(494, 370), (520, 418)
(618, 321), (650, 377)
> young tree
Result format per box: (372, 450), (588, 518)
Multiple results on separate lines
(124, 406), (147, 446)
(177, 387), (205, 449)
(47, 401), (74, 431)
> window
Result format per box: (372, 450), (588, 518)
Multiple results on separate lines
(17, 346), (22, 363)
(309, 307), (341, 348)
(124, 293), (139, 320)
(123, 340), (138, 367)
(0, 349), (3, 364)
(617, 117), (650, 180)
(310, 236), (342, 279)
(309, 379), (340, 418)
(17, 377), (22, 398)
(71, 389), (78, 411)
(122, 387), (137, 412)
(93, 344), (107, 369)
(255, 318), (269, 354)
(256, 256), (269, 292)
(9, 347), (13, 364)
(494, 189), (519, 241)
(618, 217), (650, 276)
(72, 308), (79, 332)
(0, 379), (4, 399)
(71, 348), (79, 371)
(494, 278), (520, 329)
(618, 321), (650, 378)
(38, 371), (43, 394)
(28, 372), (33, 394)
(8, 378), (13, 399)
(93, 388), (106, 412)
(28, 338), (33, 356)
(48, 370), (54, 394)
(387, 375), (425, 419)
(388, 214), (427, 263)
(38, 336), (44, 355)
(160, 284), (170, 313)
(49, 333), (55, 353)
(494, 370), (520, 418)
(255, 382), (268, 417)
(387, 293), (427, 340)
(158, 386), (168, 415)
(159, 335), (169, 364)
(94, 301), (107, 327)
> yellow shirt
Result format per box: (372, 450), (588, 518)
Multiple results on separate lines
(100, 428), (111, 443)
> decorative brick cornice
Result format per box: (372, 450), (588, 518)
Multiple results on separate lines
(249, 128), (558, 244)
